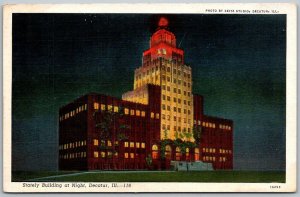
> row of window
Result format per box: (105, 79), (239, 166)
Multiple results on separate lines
(135, 64), (191, 81)
(94, 103), (159, 120)
(162, 105), (191, 114)
(203, 156), (230, 162)
(161, 85), (191, 97)
(194, 120), (232, 131)
(202, 148), (232, 154)
(93, 139), (114, 147)
(162, 125), (191, 133)
(161, 75), (191, 85)
(59, 140), (87, 150)
(219, 149), (232, 154)
(94, 151), (115, 158)
(59, 104), (87, 122)
(93, 151), (138, 159)
(60, 152), (86, 159)
(165, 116), (192, 123)
(203, 156), (216, 162)
(202, 148), (216, 153)
(162, 95), (191, 106)
(162, 114), (191, 121)
(124, 141), (146, 149)
(162, 65), (191, 78)
(219, 124), (232, 130)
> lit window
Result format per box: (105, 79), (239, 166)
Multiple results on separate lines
(130, 142), (134, 148)
(156, 113), (160, 119)
(94, 151), (99, 158)
(107, 152), (112, 157)
(101, 152), (105, 158)
(124, 142), (129, 147)
(152, 144), (159, 159)
(84, 104), (87, 110)
(124, 153), (129, 159)
(130, 109), (135, 116)
(195, 148), (200, 161)
(141, 143), (145, 148)
(108, 105), (113, 111)
(125, 108), (129, 114)
(175, 147), (181, 161)
(136, 110), (141, 116)
(94, 102), (99, 110)
(186, 148), (190, 159)
(151, 112), (155, 119)
(130, 153), (135, 159)
(136, 142), (140, 148)
(141, 111), (146, 117)
(101, 104), (106, 111)
(107, 140), (112, 147)
(114, 106), (119, 112)
(93, 139), (99, 146)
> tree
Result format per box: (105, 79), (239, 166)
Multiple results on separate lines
(192, 125), (202, 145)
(94, 105), (128, 169)
(145, 154), (153, 170)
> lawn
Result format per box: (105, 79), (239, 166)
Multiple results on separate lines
(12, 171), (285, 183)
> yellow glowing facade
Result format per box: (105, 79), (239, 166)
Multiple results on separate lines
(122, 58), (194, 141)
(122, 20), (194, 141)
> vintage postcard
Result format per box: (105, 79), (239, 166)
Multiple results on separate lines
(3, 3), (297, 192)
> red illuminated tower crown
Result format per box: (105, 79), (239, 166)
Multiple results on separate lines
(142, 17), (184, 65)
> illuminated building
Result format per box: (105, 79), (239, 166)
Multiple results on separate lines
(122, 17), (193, 141)
(59, 17), (233, 170)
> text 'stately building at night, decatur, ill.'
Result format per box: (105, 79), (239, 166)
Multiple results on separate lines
(58, 17), (234, 171)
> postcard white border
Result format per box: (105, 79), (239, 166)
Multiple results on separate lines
(3, 3), (297, 192)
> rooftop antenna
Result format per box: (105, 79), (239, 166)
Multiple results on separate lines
(178, 32), (187, 48)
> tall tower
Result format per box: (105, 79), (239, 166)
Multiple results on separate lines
(123, 17), (193, 141)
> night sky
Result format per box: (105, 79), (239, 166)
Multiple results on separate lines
(12, 14), (286, 171)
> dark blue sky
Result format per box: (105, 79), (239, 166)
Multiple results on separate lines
(12, 14), (286, 171)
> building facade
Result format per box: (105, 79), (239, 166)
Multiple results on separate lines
(59, 17), (233, 171)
